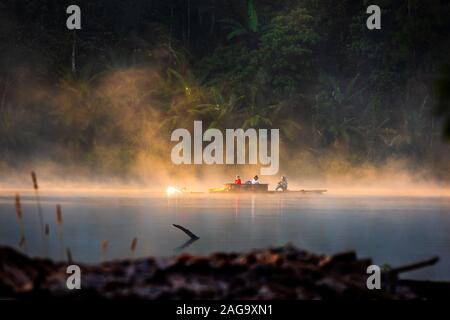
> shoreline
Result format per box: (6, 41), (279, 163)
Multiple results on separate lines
(1, 245), (449, 300)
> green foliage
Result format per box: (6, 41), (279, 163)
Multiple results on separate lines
(247, 0), (258, 32)
(223, 0), (259, 40)
(259, 8), (320, 91)
(0, 0), (449, 174)
(312, 74), (366, 149)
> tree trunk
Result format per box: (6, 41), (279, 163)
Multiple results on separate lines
(187, 0), (191, 47)
(72, 30), (77, 74)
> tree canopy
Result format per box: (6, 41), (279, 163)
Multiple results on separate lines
(0, 0), (449, 177)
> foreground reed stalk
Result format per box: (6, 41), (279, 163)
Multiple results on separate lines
(66, 248), (73, 264)
(31, 171), (46, 256)
(101, 240), (109, 262)
(130, 237), (138, 258)
(56, 204), (64, 260)
(15, 194), (27, 253)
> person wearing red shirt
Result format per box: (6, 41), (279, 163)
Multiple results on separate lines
(234, 175), (242, 184)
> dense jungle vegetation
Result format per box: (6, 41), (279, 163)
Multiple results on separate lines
(0, 0), (449, 178)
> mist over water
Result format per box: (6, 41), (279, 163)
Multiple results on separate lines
(1, 159), (450, 196)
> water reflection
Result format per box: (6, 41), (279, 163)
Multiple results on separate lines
(234, 195), (240, 219)
(251, 195), (255, 221)
(174, 237), (199, 252)
(0, 193), (449, 280)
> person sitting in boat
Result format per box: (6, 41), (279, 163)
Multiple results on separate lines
(234, 175), (242, 185)
(251, 175), (260, 184)
(275, 176), (288, 191)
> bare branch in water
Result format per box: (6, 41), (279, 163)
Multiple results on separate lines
(389, 257), (439, 275)
(172, 224), (200, 239)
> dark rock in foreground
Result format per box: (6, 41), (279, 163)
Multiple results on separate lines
(0, 245), (447, 299)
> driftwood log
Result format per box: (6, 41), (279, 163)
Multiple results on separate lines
(173, 224), (200, 239)
(389, 257), (439, 275)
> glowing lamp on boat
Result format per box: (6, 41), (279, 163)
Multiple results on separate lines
(166, 186), (179, 195)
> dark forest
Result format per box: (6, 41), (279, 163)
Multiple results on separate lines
(1, 0), (449, 180)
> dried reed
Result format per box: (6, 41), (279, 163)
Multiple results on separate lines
(130, 237), (138, 258)
(15, 194), (22, 220)
(56, 204), (64, 260)
(66, 247), (73, 264)
(101, 240), (109, 261)
(31, 171), (38, 190)
(31, 171), (46, 256)
(14, 194), (27, 253)
(19, 236), (26, 249)
(56, 205), (62, 226)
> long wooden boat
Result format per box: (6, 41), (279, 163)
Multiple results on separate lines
(209, 183), (327, 194)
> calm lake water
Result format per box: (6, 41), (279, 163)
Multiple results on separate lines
(1, 192), (449, 280)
